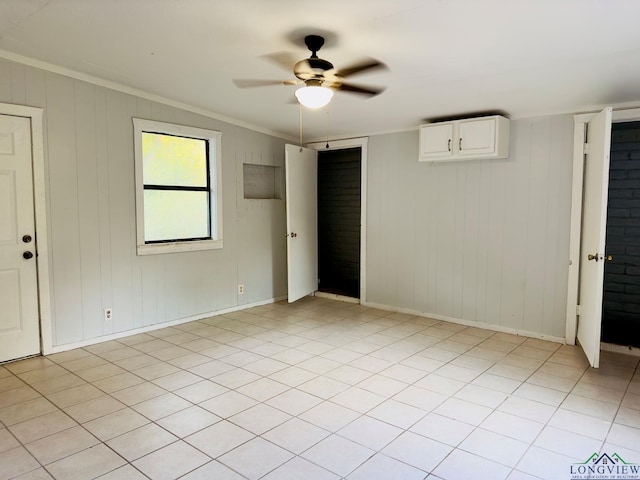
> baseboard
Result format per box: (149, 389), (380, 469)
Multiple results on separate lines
(48, 295), (568, 356)
(46, 295), (288, 355)
(361, 300), (566, 344)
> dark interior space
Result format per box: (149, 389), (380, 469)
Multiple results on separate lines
(602, 121), (640, 347)
(317, 147), (361, 298)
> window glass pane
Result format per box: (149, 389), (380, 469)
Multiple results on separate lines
(142, 132), (207, 187)
(144, 190), (210, 242)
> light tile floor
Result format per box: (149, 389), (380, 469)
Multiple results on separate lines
(1, 297), (640, 479)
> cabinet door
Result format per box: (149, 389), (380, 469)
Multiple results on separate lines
(420, 123), (454, 159)
(457, 118), (496, 156)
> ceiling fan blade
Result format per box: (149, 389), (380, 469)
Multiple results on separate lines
(334, 82), (386, 96)
(335, 58), (387, 78)
(233, 79), (298, 88)
(262, 51), (300, 71)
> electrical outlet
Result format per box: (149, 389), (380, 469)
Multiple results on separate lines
(238, 284), (244, 295)
(104, 307), (113, 322)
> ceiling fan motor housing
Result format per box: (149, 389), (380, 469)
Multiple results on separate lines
(294, 58), (335, 82)
(304, 35), (325, 56)
(293, 34), (337, 85)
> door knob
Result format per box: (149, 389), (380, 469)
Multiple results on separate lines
(23, 251), (34, 259)
(587, 253), (613, 262)
(22, 234), (32, 243)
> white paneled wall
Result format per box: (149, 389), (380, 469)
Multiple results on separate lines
(366, 116), (574, 339)
(0, 59), (287, 348)
(0, 55), (576, 347)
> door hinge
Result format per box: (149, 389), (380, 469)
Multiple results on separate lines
(576, 304), (581, 316)
(583, 143), (590, 155)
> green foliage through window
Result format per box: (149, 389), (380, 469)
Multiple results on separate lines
(133, 119), (223, 255)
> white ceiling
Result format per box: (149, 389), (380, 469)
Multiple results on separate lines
(1, 0), (640, 141)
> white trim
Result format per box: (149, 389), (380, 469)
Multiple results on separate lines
(307, 137), (368, 303)
(362, 301), (566, 344)
(566, 106), (640, 345)
(0, 48), (297, 143)
(133, 118), (223, 255)
(0, 103), (53, 355)
(49, 295), (287, 354)
(610, 107), (640, 123)
(565, 120), (587, 344)
(5, 48), (640, 145)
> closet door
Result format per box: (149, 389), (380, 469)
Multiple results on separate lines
(577, 107), (613, 368)
(285, 144), (318, 303)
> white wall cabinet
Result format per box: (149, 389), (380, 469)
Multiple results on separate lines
(419, 115), (510, 161)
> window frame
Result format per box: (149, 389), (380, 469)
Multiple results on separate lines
(133, 118), (223, 255)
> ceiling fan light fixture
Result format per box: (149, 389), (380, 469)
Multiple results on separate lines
(295, 85), (333, 108)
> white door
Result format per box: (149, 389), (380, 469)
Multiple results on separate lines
(285, 144), (318, 303)
(577, 107), (613, 368)
(0, 114), (40, 362)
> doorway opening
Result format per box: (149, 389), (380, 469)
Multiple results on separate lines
(317, 147), (361, 299)
(602, 121), (640, 347)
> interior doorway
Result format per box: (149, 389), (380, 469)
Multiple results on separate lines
(317, 147), (362, 298)
(567, 108), (640, 365)
(602, 121), (640, 347)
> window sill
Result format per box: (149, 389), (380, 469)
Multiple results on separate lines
(136, 239), (223, 256)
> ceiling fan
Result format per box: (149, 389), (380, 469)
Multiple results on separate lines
(233, 35), (387, 108)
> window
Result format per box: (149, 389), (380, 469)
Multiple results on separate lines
(133, 118), (222, 255)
